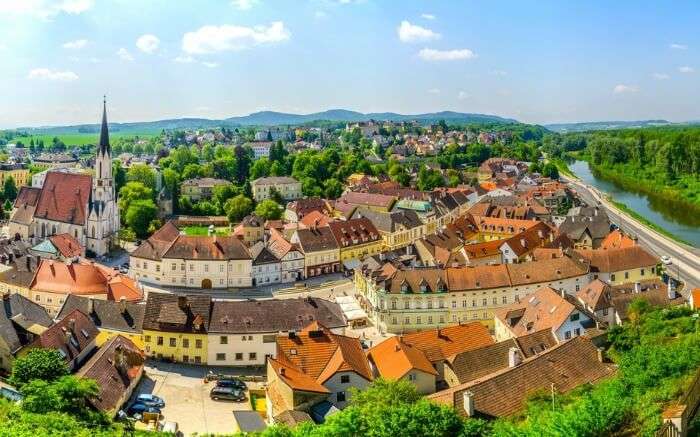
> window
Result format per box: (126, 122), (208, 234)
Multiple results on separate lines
(216, 353), (226, 361)
(603, 308), (609, 316)
(157, 336), (163, 346)
(391, 300), (397, 310)
(492, 297), (497, 305)
(641, 269), (645, 276)
(220, 336), (228, 345)
(451, 301), (456, 309)
(570, 313), (580, 322)
(195, 339), (202, 348)
(404, 317), (410, 325)
(624, 271), (629, 279)
(194, 356), (201, 364)
(145, 335), (151, 343)
(340, 375), (350, 384)
(404, 300), (410, 309)
(575, 285), (580, 292)
(204, 265), (209, 273)
(565, 330), (571, 340)
(482, 298), (487, 306)
(249, 353), (257, 361)
(169, 338), (176, 347)
(189, 264), (194, 271)
(408, 373), (416, 381)
(502, 296), (507, 304)
(183, 355), (189, 362)
(241, 336), (247, 341)
(337, 391), (346, 402)
(472, 299), (476, 307)
(235, 353), (243, 361)
(574, 328), (581, 336)
(156, 265), (160, 272)
(183, 339), (190, 348)
(416, 316), (422, 325)
(428, 316), (433, 324)
(263, 334), (276, 343)
(171, 263), (176, 271)
(611, 274), (616, 281)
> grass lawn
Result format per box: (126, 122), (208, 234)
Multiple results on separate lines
(182, 225), (231, 236)
(9, 132), (156, 146)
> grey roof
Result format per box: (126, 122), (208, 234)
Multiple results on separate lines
(208, 297), (346, 333)
(56, 295), (145, 334)
(558, 215), (610, 241)
(233, 411), (267, 432)
(0, 294), (53, 353)
(294, 227), (339, 253)
(352, 207), (423, 233)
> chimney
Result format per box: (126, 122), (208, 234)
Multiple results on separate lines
(119, 297), (127, 314)
(87, 299), (94, 315)
(68, 318), (76, 333)
(177, 295), (188, 311)
(634, 282), (640, 294)
(462, 391), (475, 416)
(667, 280), (676, 300)
(508, 347), (521, 367)
(597, 348), (605, 363)
(520, 238), (527, 248)
(537, 230), (543, 239)
(561, 288), (566, 298)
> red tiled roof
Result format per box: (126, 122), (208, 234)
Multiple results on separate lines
(34, 172), (92, 225)
(31, 308), (99, 363)
(49, 233), (84, 258)
(400, 323), (495, 362)
(367, 336), (437, 380)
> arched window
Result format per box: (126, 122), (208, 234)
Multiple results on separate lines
(41, 223), (45, 237)
(51, 225), (56, 235)
(91, 226), (95, 238)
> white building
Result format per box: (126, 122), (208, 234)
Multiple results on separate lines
(251, 176), (302, 202)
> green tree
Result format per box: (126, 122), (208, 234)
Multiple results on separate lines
(10, 349), (69, 387)
(254, 199), (282, 220)
(125, 199), (157, 238)
(3, 175), (17, 201)
(250, 157), (272, 180)
(125, 164), (157, 191)
(541, 162), (560, 179)
(112, 160), (126, 194)
(118, 181), (153, 220)
(224, 194), (254, 223)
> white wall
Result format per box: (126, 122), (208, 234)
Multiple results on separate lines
(323, 371), (370, 409)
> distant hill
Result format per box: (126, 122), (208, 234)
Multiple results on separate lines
(545, 120), (672, 133)
(13, 110), (517, 135)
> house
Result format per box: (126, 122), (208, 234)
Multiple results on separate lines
(232, 214), (264, 244)
(575, 279), (616, 326)
(414, 228), (466, 267)
(609, 279), (685, 324)
(443, 329), (558, 387)
(335, 192), (396, 214)
(327, 218), (382, 267)
(206, 297), (347, 366)
(251, 177), (302, 202)
(351, 207), (425, 251)
(0, 293), (53, 373)
(141, 293), (211, 364)
(366, 336), (438, 394)
(285, 198), (333, 223)
(248, 141), (273, 159)
(299, 210), (334, 229)
(494, 286), (598, 343)
(250, 244), (282, 286)
(499, 222), (555, 264)
(9, 102), (119, 256)
(600, 229), (636, 250)
(462, 240), (503, 266)
(268, 228), (305, 282)
(266, 322), (372, 421)
(130, 221), (253, 289)
(0, 163), (29, 188)
(29, 233), (84, 260)
(573, 246), (659, 285)
(181, 178), (231, 202)
(291, 226), (340, 278)
(558, 208), (610, 249)
(23, 308), (99, 371)
(76, 335), (144, 417)
(472, 216), (540, 242)
(428, 336), (616, 419)
(56, 295), (145, 349)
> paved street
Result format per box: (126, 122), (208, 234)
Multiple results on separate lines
(564, 176), (700, 290)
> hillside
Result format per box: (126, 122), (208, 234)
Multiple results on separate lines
(545, 120), (671, 133)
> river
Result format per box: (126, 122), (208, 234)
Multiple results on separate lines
(568, 160), (700, 247)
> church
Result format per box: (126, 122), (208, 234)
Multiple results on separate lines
(9, 99), (120, 257)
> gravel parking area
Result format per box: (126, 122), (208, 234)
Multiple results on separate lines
(130, 361), (264, 436)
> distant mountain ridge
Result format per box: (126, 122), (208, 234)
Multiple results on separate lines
(545, 119), (673, 133)
(14, 110), (517, 135)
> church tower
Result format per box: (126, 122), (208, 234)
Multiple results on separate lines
(86, 97), (120, 256)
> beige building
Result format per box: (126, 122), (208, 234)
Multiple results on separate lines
(251, 176), (302, 202)
(181, 178), (231, 202)
(0, 163), (29, 188)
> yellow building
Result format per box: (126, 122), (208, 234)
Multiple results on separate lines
(56, 295), (145, 350)
(142, 293), (211, 364)
(574, 246), (659, 286)
(472, 216), (540, 242)
(328, 218), (383, 264)
(0, 163), (29, 188)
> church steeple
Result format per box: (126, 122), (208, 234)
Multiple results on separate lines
(99, 95), (110, 155)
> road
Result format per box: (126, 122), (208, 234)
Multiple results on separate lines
(564, 175), (700, 291)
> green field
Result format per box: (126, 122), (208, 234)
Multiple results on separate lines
(9, 132), (156, 146)
(182, 225), (231, 236)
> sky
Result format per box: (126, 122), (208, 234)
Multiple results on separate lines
(1, 0), (699, 128)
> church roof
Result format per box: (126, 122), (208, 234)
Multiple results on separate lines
(34, 172), (92, 226)
(99, 97), (110, 155)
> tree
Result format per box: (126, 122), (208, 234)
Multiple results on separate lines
(10, 349), (69, 387)
(112, 160), (126, 194)
(182, 163), (204, 180)
(254, 199), (282, 220)
(3, 175), (17, 201)
(250, 158), (272, 180)
(224, 194), (254, 223)
(417, 167), (444, 191)
(125, 164), (157, 191)
(541, 162), (560, 179)
(125, 199), (157, 238)
(234, 145), (252, 184)
(118, 181), (153, 220)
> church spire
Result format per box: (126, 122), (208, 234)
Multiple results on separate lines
(99, 95), (110, 155)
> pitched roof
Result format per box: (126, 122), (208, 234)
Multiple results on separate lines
(399, 322), (495, 362)
(600, 229), (636, 250)
(609, 279), (685, 321)
(129, 221), (180, 261)
(294, 227), (339, 253)
(31, 308), (99, 364)
(463, 240), (503, 259)
(494, 287), (581, 337)
(34, 172), (92, 225)
(429, 336), (616, 418)
(576, 279), (613, 312)
(11, 187), (41, 225)
(163, 235), (251, 260)
(573, 246), (658, 272)
(500, 221), (554, 257)
(56, 295), (145, 334)
(208, 297), (346, 333)
(142, 292), (211, 333)
(252, 176), (299, 186)
(48, 233), (84, 258)
(367, 336), (437, 380)
(0, 293), (52, 353)
(353, 208), (423, 233)
(337, 191), (396, 209)
(269, 357), (330, 394)
(76, 335), (144, 414)
(328, 217), (381, 249)
(299, 210), (333, 229)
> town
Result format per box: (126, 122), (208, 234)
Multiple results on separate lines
(0, 100), (698, 437)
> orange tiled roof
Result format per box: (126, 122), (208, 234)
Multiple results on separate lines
(367, 336), (437, 380)
(494, 287), (576, 337)
(268, 358), (329, 394)
(600, 229), (636, 250)
(48, 233), (84, 258)
(400, 322), (494, 362)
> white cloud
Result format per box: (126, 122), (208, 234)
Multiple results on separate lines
(613, 84), (638, 94)
(421, 13), (435, 20)
(314, 10), (327, 19)
(418, 48), (476, 61)
(231, 0), (258, 10)
(652, 73), (669, 80)
(457, 90), (469, 100)
(182, 22), (290, 54)
(427, 88), (440, 94)
(174, 55), (196, 63)
(397, 21), (440, 43)
(202, 61), (219, 68)
(0, 0), (93, 19)
(27, 68), (79, 81)
(116, 47), (134, 61)
(669, 43), (687, 50)
(62, 39), (88, 49)
(491, 69), (507, 76)
(136, 34), (160, 54)
(679, 66), (695, 73)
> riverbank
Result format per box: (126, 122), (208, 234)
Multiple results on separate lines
(606, 197), (691, 246)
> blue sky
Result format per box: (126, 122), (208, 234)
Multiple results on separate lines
(1, 0), (699, 128)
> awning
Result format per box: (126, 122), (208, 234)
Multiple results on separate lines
(335, 295), (368, 321)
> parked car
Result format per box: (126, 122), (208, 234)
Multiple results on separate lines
(136, 393), (165, 408)
(661, 255), (672, 265)
(210, 387), (246, 401)
(216, 379), (246, 390)
(127, 402), (161, 417)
